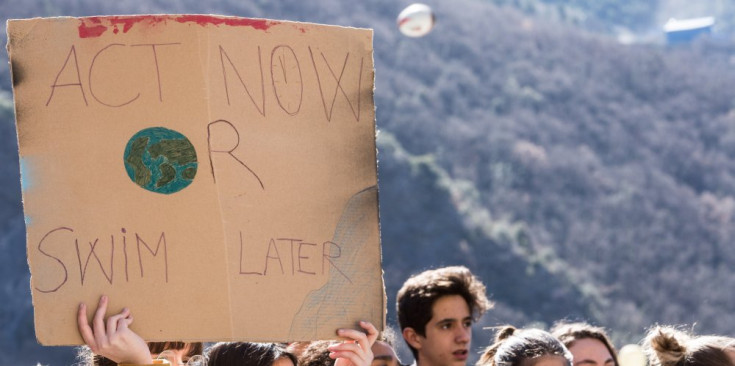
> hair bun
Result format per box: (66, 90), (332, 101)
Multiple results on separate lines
(495, 325), (517, 342)
(647, 326), (689, 365)
(478, 326), (519, 366)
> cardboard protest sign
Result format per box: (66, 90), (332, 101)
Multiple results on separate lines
(7, 15), (384, 345)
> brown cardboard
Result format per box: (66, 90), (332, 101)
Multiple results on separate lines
(7, 15), (384, 345)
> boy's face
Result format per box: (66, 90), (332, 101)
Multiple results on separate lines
(408, 294), (473, 366)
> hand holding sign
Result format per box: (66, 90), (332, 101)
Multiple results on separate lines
(329, 321), (379, 366)
(77, 295), (153, 365)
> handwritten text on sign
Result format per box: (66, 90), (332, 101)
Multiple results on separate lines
(9, 15), (383, 345)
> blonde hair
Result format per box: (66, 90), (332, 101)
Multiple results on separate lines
(643, 325), (735, 366)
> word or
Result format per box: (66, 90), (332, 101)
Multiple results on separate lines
(207, 119), (264, 188)
(34, 227), (168, 293)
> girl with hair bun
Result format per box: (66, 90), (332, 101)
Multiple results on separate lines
(477, 326), (573, 366)
(643, 325), (735, 366)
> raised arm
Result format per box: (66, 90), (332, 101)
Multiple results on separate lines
(77, 295), (154, 365)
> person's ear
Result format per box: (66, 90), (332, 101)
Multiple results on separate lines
(403, 327), (423, 350)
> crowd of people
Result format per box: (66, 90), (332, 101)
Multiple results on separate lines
(76, 266), (735, 366)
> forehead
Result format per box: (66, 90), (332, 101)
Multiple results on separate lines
(727, 350), (735, 364)
(430, 294), (470, 320)
(568, 338), (612, 358)
(568, 338), (610, 353)
(153, 347), (191, 360)
(372, 341), (397, 357)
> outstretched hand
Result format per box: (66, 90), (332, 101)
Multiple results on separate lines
(77, 295), (153, 365)
(328, 321), (379, 366)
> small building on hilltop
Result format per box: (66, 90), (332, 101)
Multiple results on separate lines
(664, 17), (715, 45)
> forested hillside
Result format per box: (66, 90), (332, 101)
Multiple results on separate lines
(2, 0), (735, 365)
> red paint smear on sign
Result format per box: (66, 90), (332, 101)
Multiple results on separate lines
(78, 15), (277, 38)
(108, 17), (147, 34)
(78, 23), (107, 38)
(77, 16), (168, 38)
(174, 15), (277, 31)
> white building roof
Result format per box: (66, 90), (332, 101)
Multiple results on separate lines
(664, 17), (715, 32)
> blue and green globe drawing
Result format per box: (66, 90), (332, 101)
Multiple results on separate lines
(123, 127), (198, 194)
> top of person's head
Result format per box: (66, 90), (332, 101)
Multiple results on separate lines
(148, 341), (204, 356)
(286, 341), (312, 359)
(77, 341), (203, 366)
(643, 325), (735, 366)
(396, 266), (492, 336)
(298, 341), (335, 366)
(478, 326), (573, 366)
(378, 326), (399, 347)
(206, 342), (297, 366)
(372, 335), (402, 366)
(550, 321), (618, 365)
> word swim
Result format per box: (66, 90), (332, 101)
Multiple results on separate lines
(33, 226), (169, 294)
(44, 42), (366, 122)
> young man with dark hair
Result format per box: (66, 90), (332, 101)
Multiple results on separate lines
(396, 266), (492, 366)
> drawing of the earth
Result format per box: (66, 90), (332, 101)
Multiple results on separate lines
(123, 127), (198, 194)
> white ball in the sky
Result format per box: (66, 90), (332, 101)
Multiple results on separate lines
(397, 3), (435, 37)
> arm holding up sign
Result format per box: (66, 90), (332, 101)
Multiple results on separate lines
(77, 295), (155, 365)
(77, 295), (378, 366)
